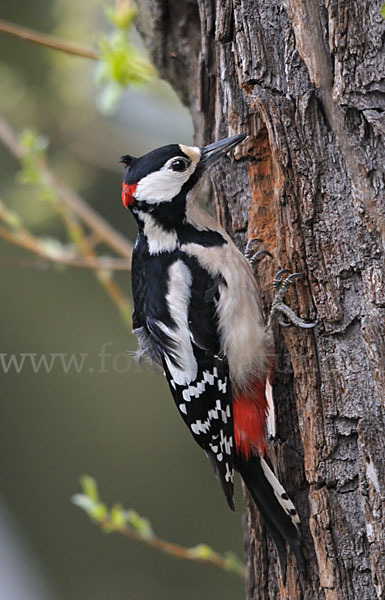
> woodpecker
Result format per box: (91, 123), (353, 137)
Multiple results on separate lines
(120, 134), (312, 578)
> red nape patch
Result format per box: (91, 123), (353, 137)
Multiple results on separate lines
(122, 182), (137, 208)
(233, 379), (268, 459)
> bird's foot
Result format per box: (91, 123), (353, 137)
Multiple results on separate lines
(268, 269), (316, 330)
(244, 238), (273, 266)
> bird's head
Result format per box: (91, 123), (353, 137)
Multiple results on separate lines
(120, 134), (246, 224)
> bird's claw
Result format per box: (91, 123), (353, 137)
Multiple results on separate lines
(268, 270), (316, 330)
(278, 319), (292, 328)
(249, 249), (273, 264)
(244, 238), (273, 265)
(245, 242), (315, 329)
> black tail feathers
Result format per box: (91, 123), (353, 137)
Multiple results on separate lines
(235, 454), (306, 583)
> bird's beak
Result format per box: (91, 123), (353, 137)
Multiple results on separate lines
(199, 133), (247, 169)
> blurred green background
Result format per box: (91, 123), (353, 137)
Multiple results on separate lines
(0, 1), (245, 599)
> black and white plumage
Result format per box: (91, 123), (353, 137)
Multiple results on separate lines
(121, 135), (305, 579)
(131, 231), (235, 507)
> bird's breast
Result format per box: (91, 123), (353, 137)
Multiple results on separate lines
(180, 240), (272, 388)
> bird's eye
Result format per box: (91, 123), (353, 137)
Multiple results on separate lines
(170, 158), (189, 172)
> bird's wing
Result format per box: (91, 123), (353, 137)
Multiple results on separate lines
(143, 256), (236, 509)
(164, 352), (235, 509)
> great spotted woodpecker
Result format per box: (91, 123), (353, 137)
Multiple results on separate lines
(120, 134), (312, 577)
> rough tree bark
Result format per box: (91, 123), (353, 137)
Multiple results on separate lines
(136, 1), (385, 598)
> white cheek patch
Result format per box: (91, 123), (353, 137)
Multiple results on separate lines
(135, 170), (186, 204)
(134, 146), (201, 205)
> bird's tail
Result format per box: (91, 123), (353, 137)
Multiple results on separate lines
(235, 454), (305, 582)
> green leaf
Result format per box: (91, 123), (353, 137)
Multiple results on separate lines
(98, 33), (154, 88)
(79, 475), (99, 503)
(90, 502), (108, 521)
(124, 510), (154, 539)
(381, 4), (385, 19)
(72, 490), (107, 523)
(71, 493), (96, 514)
(189, 544), (217, 560)
(19, 128), (49, 155)
(223, 551), (245, 576)
(16, 127), (58, 203)
(72, 477), (244, 578)
(110, 503), (126, 528)
(105, 2), (138, 30)
(93, 3), (154, 113)
(39, 237), (67, 258)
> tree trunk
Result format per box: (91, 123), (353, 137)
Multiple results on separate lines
(136, 1), (385, 598)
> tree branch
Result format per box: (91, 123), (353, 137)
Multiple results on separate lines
(0, 116), (133, 259)
(0, 116), (133, 325)
(0, 18), (99, 60)
(0, 225), (131, 270)
(73, 476), (245, 579)
(102, 518), (245, 577)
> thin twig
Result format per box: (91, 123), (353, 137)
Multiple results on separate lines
(100, 517), (245, 576)
(0, 204), (131, 320)
(0, 116), (133, 323)
(0, 18), (99, 60)
(0, 228), (131, 270)
(0, 116), (133, 260)
(0, 256), (114, 269)
(73, 477), (245, 579)
(67, 214), (132, 319)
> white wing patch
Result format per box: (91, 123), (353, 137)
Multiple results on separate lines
(159, 260), (197, 386)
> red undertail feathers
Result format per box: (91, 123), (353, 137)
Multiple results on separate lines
(233, 378), (268, 459)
